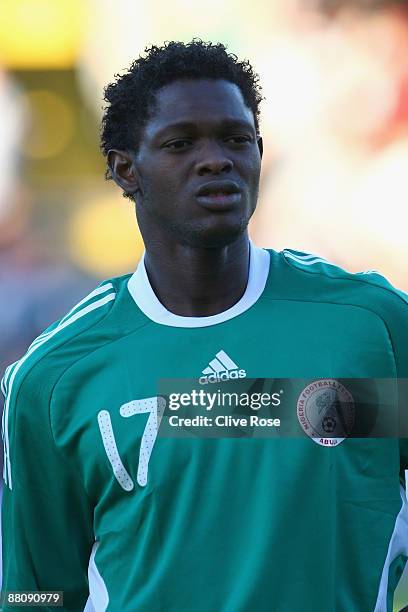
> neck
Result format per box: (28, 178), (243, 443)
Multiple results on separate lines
(143, 233), (250, 317)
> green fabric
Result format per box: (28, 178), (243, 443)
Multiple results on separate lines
(2, 249), (408, 611)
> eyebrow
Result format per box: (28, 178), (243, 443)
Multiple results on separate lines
(155, 118), (255, 136)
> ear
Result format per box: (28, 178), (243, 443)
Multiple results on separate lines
(107, 149), (141, 197)
(257, 136), (263, 159)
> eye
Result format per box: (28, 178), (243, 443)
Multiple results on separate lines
(226, 135), (252, 144)
(163, 139), (192, 150)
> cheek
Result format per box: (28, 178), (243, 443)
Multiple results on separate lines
(250, 156), (262, 177)
(238, 154), (261, 181)
(151, 171), (192, 207)
(142, 171), (175, 200)
(141, 174), (185, 216)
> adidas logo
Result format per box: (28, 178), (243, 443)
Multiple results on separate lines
(199, 350), (246, 385)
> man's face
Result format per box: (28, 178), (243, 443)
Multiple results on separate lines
(132, 78), (262, 247)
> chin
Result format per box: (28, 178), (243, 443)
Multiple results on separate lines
(174, 217), (249, 248)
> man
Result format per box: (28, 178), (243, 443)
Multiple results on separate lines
(2, 40), (408, 611)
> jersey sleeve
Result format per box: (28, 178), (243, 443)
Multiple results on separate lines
(363, 273), (408, 475)
(283, 251), (408, 474)
(1, 364), (94, 611)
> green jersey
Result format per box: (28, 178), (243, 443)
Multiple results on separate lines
(2, 242), (408, 611)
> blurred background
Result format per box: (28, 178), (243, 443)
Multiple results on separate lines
(0, 0), (407, 606)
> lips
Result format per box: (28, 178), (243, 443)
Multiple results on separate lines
(195, 180), (242, 211)
(195, 180), (241, 198)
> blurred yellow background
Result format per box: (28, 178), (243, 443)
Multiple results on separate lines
(1, 0), (407, 284)
(0, 1), (407, 606)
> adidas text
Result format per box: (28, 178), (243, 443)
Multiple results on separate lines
(199, 369), (247, 385)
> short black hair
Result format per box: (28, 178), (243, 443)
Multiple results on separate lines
(100, 39), (263, 183)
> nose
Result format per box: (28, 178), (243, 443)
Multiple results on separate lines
(195, 141), (233, 176)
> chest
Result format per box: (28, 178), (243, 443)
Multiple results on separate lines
(53, 302), (397, 505)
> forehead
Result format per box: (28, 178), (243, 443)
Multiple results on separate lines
(145, 79), (255, 134)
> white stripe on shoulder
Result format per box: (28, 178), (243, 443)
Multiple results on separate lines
(59, 283), (114, 325)
(287, 252), (320, 260)
(2, 361), (19, 396)
(283, 250), (339, 268)
(1, 284), (115, 394)
(1, 402), (4, 441)
(3, 291), (115, 490)
(1, 377), (6, 399)
(30, 283), (115, 348)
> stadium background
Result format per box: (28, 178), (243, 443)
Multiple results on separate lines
(0, 0), (407, 607)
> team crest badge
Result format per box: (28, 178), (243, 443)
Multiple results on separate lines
(297, 379), (355, 447)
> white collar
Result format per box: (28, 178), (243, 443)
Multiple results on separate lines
(127, 241), (270, 328)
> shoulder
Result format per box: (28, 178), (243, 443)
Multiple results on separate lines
(1, 275), (133, 489)
(279, 248), (408, 314)
(0, 275), (131, 402)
